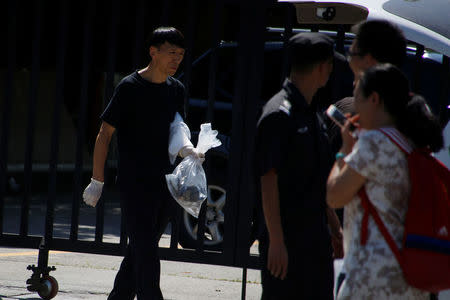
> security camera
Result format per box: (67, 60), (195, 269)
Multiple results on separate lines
(316, 7), (336, 21)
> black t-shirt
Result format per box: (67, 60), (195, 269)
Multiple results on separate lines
(101, 71), (185, 186)
(256, 79), (333, 250)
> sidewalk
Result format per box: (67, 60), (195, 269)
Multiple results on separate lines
(1, 247), (448, 300)
(2, 201), (449, 299)
(0, 247), (262, 300)
(0, 200), (263, 299)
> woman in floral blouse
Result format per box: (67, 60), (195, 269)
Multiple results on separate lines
(326, 63), (443, 300)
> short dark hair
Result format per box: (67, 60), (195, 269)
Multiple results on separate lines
(359, 64), (443, 151)
(147, 27), (185, 49)
(352, 20), (406, 67)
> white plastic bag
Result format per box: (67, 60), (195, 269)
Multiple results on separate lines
(166, 123), (222, 217)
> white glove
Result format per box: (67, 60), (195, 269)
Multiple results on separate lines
(179, 145), (205, 162)
(83, 178), (104, 207)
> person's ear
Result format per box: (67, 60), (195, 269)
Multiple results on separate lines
(319, 61), (327, 72)
(149, 46), (157, 59)
(363, 53), (378, 68)
(317, 61), (328, 78)
(371, 91), (381, 105)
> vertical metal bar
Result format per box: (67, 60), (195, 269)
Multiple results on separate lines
(241, 267), (247, 300)
(180, 0), (205, 250)
(206, 0), (224, 124)
(104, 0), (120, 108)
(70, 0), (96, 242)
(95, 0), (121, 244)
(206, 48), (218, 123)
(226, 0), (267, 268)
(195, 202), (207, 253)
(46, 0), (69, 244)
(225, 2), (247, 266)
(281, 3), (294, 83)
(37, 247), (49, 271)
(21, 0), (44, 237)
(120, 213), (127, 250)
(439, 56), (449, 127)
(182, 0), (198, 118)
(412, 44), (424, 94)
(132, 0), (146, 70)
(198, 2), (225, 252)
(235, 0), (266, 267)
(160, 0), (172, 26)
(335, 25), (346, 55)
(0, 0), (18, 236)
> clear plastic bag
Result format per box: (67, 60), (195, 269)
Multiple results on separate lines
(166, 123), (221, 217)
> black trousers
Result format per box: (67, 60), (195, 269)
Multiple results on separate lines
(107, 184), (173, 300)
(259, 237), (334, 300)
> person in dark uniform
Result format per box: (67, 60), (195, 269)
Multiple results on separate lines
(256, 32), (342, 300)
(82, 27), (201, 300)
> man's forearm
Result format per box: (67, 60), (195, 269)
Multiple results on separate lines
(261, 169), (284, 243)
(92, 130), (112, 182)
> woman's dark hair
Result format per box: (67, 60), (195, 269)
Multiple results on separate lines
(147, 27), (185, 49)
(359, 63), (443, 152)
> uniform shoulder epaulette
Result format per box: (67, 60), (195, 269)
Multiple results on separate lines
(279, 99), (292, 116)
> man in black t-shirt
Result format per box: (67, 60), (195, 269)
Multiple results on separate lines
(82, 27), (201, 300)
(256, 32), (342, 300)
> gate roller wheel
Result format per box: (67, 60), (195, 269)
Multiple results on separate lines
(38, 275), (59, 300)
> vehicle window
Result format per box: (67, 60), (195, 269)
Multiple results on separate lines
(383, 0), (450, 39)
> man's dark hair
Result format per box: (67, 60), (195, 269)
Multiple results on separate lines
(352, 20), (406, 67)
(147, 27), (185, 49)
(288, 32), (335, 74)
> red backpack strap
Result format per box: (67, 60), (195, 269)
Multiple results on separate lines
(359, 187), (403, 266)
(359, 128), (411, 266)
(378, 128), (413, 155)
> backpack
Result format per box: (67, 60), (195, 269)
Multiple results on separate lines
(359, 128), (450, 293)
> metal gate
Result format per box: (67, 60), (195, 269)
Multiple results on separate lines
(1, 0), (449, 299)
(0, 0), (279, 298)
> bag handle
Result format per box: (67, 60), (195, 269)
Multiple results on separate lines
(359, 187), (403, 266)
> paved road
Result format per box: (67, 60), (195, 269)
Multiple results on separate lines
(1, 250), (449, 300)
(0, 198), (265, 300)
(1, 200), (449, 299)
(0, 246), (263, 300)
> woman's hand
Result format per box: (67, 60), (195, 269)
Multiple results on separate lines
(340, 114), (359, 154)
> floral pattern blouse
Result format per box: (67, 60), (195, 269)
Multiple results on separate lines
(338, 129), (428, 300)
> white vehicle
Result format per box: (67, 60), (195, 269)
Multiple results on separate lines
(279, 0), (450, 56)
(281, 0), (450, 168)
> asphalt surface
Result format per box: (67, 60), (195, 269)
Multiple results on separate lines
(1, 197), (450, 299)
(0, 197), (265, 300)
(2, 248), (450, 300)
(0, 246), (263, 300)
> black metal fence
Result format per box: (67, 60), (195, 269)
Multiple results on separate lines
(0, 0), (282, 298)
(1, 0), (449, 299)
